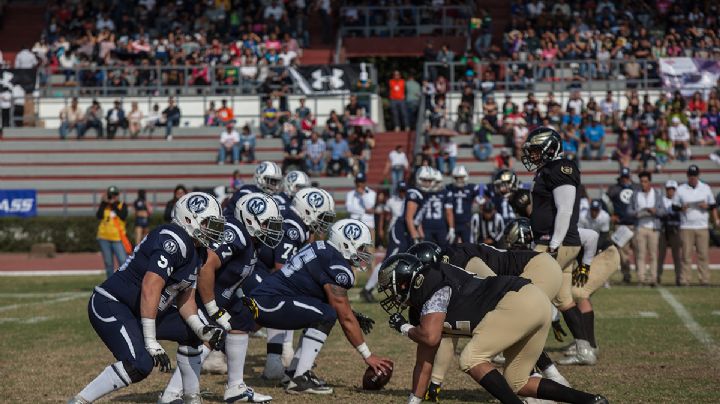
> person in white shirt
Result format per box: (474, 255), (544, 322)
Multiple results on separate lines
(599, 91), (618, 124)
(385, 145), (409, 195)
(263, 0), (284, 21)
(218, 122), (240, 165)
(657, 180), (682, 285)
(673, 165), (719, 285)
(346, 172), (378, 301)
(14, 48), (38, 69)
(385, 181), (406, 231)
(579, 199), (611, 245)
(668, 116), (691, 161)
(627, 171), (665, 286)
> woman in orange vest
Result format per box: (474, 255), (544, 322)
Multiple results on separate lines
(96, 186), (131, 278)
(389, 70), (409, 132)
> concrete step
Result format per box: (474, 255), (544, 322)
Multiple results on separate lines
(2, 127), (229, 138)
(0, 139), (283, 151)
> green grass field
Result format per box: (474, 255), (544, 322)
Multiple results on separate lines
(1, 273), (719, 403)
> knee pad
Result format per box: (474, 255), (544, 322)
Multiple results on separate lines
(122, 357), (152, 383)
(310, 320), (335, 336)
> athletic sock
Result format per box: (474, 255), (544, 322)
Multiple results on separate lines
(176, 345), (202, 395)
(582, 310), (597, 348)
(163, 345), (210, 396)
(282, 330), (295, 367)
(265, 328), (285, 368)
(536, 378), (595, 403)
(226, 333), (249, 386)
(364, 263), (381, 291)
(293, 328), (327, 378)
(561, 306), (587, 341)
(78, 362), (132, 402)
(535, 351), (553, 371)
(477, 369), (524, 404)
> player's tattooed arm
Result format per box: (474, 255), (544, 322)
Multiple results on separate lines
(328, 284), (348, 297)
(325, 283), (365, 347)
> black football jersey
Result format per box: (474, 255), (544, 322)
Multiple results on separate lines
(509, 189), (532, 218)
(443, 243), (539, 276)
(408, 263), (529, 336)
(530, 159), (581, 246)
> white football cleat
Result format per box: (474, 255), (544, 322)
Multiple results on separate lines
(262, 354), (286, 380)
(251, 329), (267, 338)
(183, 393), (203, 404)
(202, 350), (227, 374)
(558, 340), (597, 366)
(67, 396), (91, 404)
(224, 383), (273, 403)
(491, 352), (506, 365)
(524, 397), (556, 404)
(157, 390), (184, 404)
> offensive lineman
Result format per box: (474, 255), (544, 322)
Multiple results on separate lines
(223, 161), (284, 216)
(68, 192), (226, 404)
(378, 254), (609, 404)
(521, 126), (595, 365)
(274, 170), (310, 213)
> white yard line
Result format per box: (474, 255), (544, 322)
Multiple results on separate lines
(0, 270), (104, 276)
(712, 311), (720, 316)
(658, 287), (718, 354)
(0, 292), (87, 313)
(0, 316), (51, 324)
(638, 311), (659, 318)
(0, 292), (88, 299)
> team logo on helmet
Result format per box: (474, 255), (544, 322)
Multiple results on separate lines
(186, 194), (209, 214)
(413, 274), (425, 289)
(256, 162), (268, 174)
(163, 239), (178, 254)
(223, 229), (236, 243)
(343, 223), (362, 240)
(247, 197), (268, 216)
(287, 171), (298, 182)
(306, 191), (325, 208)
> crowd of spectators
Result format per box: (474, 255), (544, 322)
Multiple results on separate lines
(34, 0), (312, 94)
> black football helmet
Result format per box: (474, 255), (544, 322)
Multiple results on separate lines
(521, 126), (563, 171)
(492, 169), (518, 195)
(502, 218), (534, 250)
(407, 241), (442, 267)
(377, 253), (426, 314)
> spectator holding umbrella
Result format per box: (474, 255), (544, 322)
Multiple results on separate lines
(96, 186), (130, 278)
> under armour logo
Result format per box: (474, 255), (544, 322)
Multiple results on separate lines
(311, 69), (344, 90)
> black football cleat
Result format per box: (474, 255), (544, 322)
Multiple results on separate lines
(425, 381), (442, 402)
(588, 395), (609, 404)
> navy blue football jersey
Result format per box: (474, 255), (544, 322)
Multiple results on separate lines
(223, 184), (264, 217)
(421, 190), (452, 229)
(273, 207), (310, 266)
(273, 192), (291, 213)
(210, 217), (258, 302)
(251, 241), (354, 302)
(397, 187), (425, 225)
(445, 184), (477, 223)
(100, 223), (204, 314)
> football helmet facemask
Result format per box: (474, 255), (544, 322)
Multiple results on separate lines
(521, 127), (563, 171)
(236, 192), (284, 248)
(452, 166), (468, 187)
(172, 192), (226, 248)
(327, 219), (373, 270)
(377, 253), (425, 314)
(292, 187), (336, 234)
(493, 169), (518, 195)
(415, 166), (435, 192)
(254, 161), (283, 194)
(502, 217), (534, 250)
(283, 170), (310, 197)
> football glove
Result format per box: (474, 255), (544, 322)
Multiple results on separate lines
(573, 263), (590, 287)
(196, 324), (225, 350)
(145, 340), (172, 372)
(353, 310), (375, 335)
(210, 308), (232, 332)
(445, 228), (456, 244)
(551, 320), (567, 342)
(547, 247), (559, 259)
(389, 313), (409, 334)
(413, 237), (424, 245)
(241, 296), (259, 319)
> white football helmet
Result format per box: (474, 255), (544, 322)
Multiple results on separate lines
(284, 170), (310, 197)
(254, 161), (283, 194)
(292, 187), (336, 234)
(415, 166), (435, 192)
(452, 166), (468, 187)
(172, 192), (226, 248)
(432, 168), (444, 191)
(235, 192), (284, 248)
(327, 219), (373, 269)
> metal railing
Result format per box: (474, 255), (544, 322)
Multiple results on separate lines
(338, 5), (472, 38)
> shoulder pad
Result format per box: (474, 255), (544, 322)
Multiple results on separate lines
(158, 228), (189, 258)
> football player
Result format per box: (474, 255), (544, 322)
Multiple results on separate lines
(477, 201), (505, 245)
(158, 193), (283, 403)
(521, 127), (595, 365)
(492, 169), (533, 219)
(445, 166), (479, 243)
(419, 169), (455, 248)
(387, 166), (434, 256)
(378, 254), (608, 404)
(68, 192), (226, 404)
(244, 219), (393, 394)
(223, 161), (284, 217)
(274, 170), (310, 213)
(262, 187), (336, 380)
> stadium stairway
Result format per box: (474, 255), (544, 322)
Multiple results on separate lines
(0, 2), (45, 62)
(0, 128), (356, 216)
(365, 131), (415, 186)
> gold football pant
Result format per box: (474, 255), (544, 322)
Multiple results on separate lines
(571, 246), (620, 300)
(534, 244), (581, 309)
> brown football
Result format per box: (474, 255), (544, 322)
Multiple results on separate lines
(362, 365), (393, 390)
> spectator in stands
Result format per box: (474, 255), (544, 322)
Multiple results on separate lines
(561, 125), (581, 161)
(132, 189), (151, 245)
(325, 110), (343, 140)
(231, 170), (244, 191)
(239, 124), (257, 164)
(327, 132), (351, 176)
(612, 129), (634, 169)
(654, 129), (672, 171)
(495, 148), (513, 170)
(218, 122), (240, 165)
(628, 171), (664, 287)
(217, 99), (234, 125)
(260, 98), (280, 138)
(282, 135), (305, 172)
(385, 145), (409, 194)
(96, 185), (129, 278)
(144, 104), (161, 137)
(162, 97), (181, 140)
(429, 94), (447, 129)
(83, 100), (104, 138)
(582, 117), (606, 160)
(473, 118), (494, 161)
(59, 97), (84, 139)
(634, 135), (656, 172)
(295, 98), (311, 120)
(105, 100), (126, 139)
(127, 102), (143, 138)
(389, 70), (408, 132)
(669, 116), (691, 161)
(0, 86), (10, 128)
(305, 131), (327, 176)
(511, 117), (529, 161)
(205, 101), (219, 126)
(455, 101), (473, 134)
(483, 95), (499, 129)
(675, 165), (719, 286)
(437, 137), (458, 175)
(658, 180), (682, 285)
(600, 91), (619, 125)
(14, 46), (38, 69)
(405, 74), (421, 128)
(163, 184), (187, 223)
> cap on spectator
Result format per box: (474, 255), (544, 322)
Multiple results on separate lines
(590, 199), (602, 210)
(672, 117), (680, 124)
(107, 186), (119, 196)
(687, 165), (700, 177)
(665, 180), (678, 189)
(397, 181), (407, 191)
(619, 167), (631, 178)
(355, 172), (367, 183)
